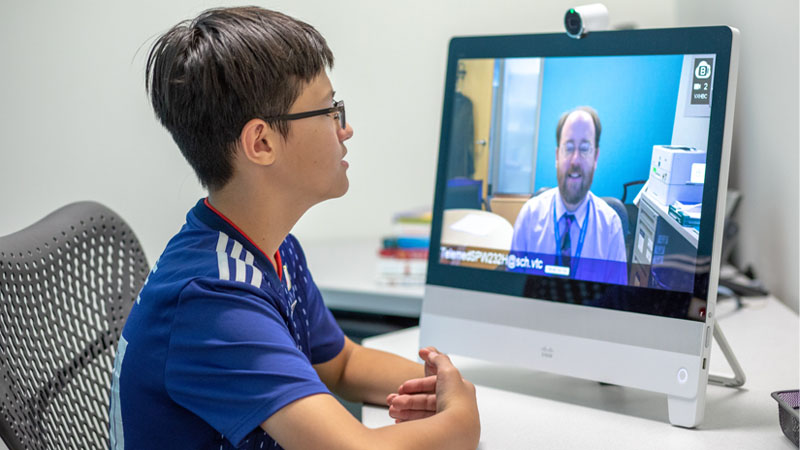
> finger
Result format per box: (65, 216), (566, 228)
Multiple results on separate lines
(419, 347), (441, 376)
(418, 346), (440, 360)
(389, 402), (438, 420)
(422, 350), (453, 372)
(389, 393), (436, 412)
(424, 361), (436, 377)
(424, 351), (463, 388)
(386, 393), (398, 405)
(389, 408), (437, 421)
(397, 375), (437, 395)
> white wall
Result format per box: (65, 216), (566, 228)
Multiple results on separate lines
(6, 2), (792, 311)
(676, 0), (799, 313)
(0, 0), (678, 263)
(3, 2), (795, 312)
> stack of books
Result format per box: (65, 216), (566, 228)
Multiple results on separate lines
(376, 208), (431, 285)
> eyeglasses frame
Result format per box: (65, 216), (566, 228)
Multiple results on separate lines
(558, 140), (596, 159)
(264, 100), (346, 130)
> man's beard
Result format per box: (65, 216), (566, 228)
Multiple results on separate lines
(557, 166), (594, 207)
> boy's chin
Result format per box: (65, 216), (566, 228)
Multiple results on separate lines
(322, 179), (349, 201)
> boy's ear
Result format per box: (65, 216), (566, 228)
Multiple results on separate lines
(238, 118), (281, 166)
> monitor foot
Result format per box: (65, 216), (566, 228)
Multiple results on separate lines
(667, 393), (705, 428)
(667, 322), (746, 427)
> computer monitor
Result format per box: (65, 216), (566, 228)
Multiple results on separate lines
(420, 26), (739, 427)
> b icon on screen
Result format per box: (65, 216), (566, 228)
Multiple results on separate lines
(695, 60), (712, 79)
(691, 58), (713, 106)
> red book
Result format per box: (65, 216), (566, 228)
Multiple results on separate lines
(378, 248), (429, 259)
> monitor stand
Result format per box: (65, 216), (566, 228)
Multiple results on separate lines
(667, 321), (746, 427)
(708, 322), (746, 387)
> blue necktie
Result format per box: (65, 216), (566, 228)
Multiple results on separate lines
(561, 214), (575, 268)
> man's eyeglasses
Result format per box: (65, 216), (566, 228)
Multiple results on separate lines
(265, 100), (346, 130)
(559, 141), (595, 158)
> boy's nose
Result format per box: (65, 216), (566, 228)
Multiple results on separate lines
(339, 122), (354, 141)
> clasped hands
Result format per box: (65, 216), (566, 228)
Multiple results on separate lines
(386, 346), (464, 423)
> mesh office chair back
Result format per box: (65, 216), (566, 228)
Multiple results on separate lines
(0, 202), (149, 450)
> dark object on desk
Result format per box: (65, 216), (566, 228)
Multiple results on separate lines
(0, 202), (149, 450)
(772, 390), (800, 446)
(717, 264), (770, 310)
(719, 274), (769, 297)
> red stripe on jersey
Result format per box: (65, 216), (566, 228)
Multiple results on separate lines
(204, 198), (282, 280)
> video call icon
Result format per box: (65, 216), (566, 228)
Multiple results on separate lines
(691, 58), (713, 105)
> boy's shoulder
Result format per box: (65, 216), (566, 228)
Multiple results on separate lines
(137, 199), (319, 312)
(155, 206), (244, 282)
(137, 201), (266, 302)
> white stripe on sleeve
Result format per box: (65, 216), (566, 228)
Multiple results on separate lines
(235, 259), (246, 282)
(216, 232), (229, 253)
(217, 253), (230, 281)
(231, 241), (243, 259)
(250, 269), (262, 288)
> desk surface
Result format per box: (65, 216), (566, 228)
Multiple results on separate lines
(362, 296), (799, 449)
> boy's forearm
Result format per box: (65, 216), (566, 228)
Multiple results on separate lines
(263, 389), (479, 450)
(336, 344), (424, 404)
(363, 404), (480, 450)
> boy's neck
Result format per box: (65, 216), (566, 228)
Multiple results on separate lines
(207, 181), (308, 268)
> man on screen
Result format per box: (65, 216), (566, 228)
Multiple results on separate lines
(510, 106), (628, 284)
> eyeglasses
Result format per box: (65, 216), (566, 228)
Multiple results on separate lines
(559, 141), (595, 158)
(264, 100), (346, 130)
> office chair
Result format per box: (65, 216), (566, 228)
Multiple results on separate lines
(602, 197), (629, 237)
(533, 186), (549, 197)
(602, 196), (634, 265)
(444, 177), (484, 210)
(620, 180), (646, 204)
(0, 202), (149, 450)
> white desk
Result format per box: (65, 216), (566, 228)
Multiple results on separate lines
(302, 238), (424, 317)
(362, 296), (799, 449)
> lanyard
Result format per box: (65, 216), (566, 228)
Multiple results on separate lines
(553, 195), (591, 275)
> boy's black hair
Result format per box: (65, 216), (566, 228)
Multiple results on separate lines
(146, 7), (334, 190)
(555, 106), (602, 149)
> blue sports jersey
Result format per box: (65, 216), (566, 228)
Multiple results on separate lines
(109, 198), (345, 449)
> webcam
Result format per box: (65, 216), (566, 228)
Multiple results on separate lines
(564, 3), (609, 39)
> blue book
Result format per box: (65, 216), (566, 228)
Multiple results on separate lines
(383, 236), (430, 249)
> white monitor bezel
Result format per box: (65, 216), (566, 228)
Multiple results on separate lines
(420, 26), (740, 428)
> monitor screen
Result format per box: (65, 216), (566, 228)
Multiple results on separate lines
(429, 29), (734, 323)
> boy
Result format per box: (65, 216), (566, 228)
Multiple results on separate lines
(109, 6), (480, 450)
